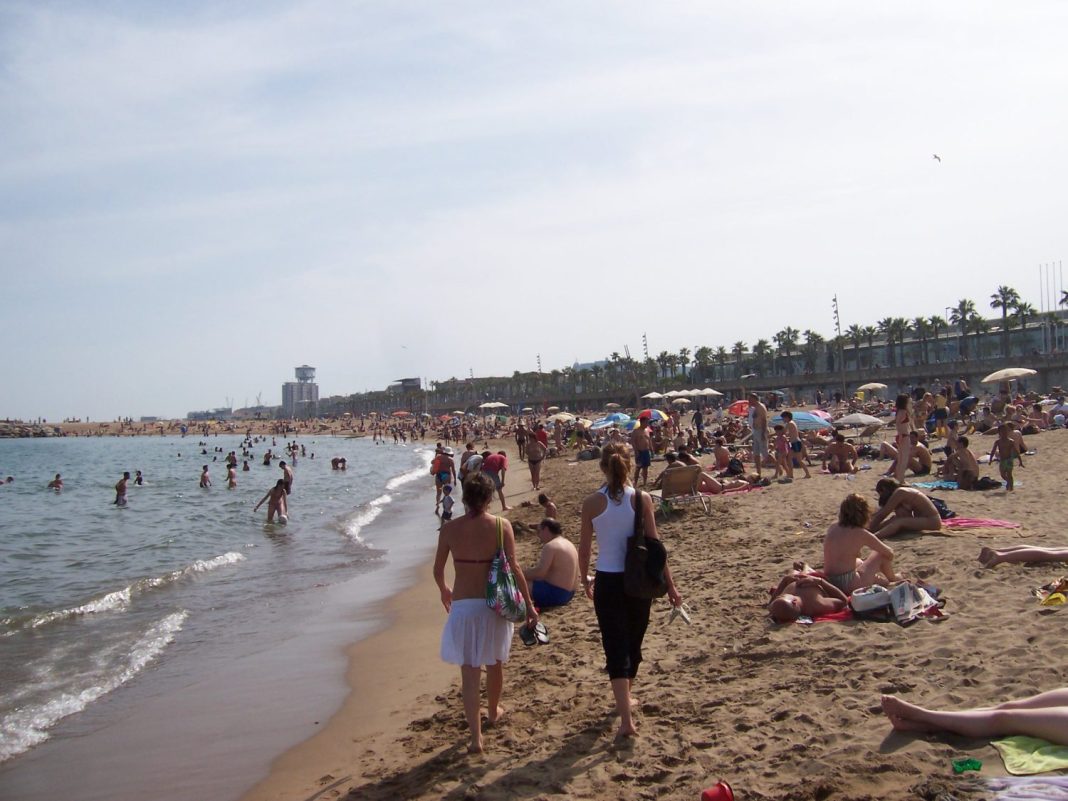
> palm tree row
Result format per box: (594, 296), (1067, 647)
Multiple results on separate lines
(411, 284), (1053, 408)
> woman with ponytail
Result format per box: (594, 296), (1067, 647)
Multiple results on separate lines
(578, 443), (682, 738)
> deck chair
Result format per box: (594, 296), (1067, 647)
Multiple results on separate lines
(857, 423), (884, 445)
(648, 464), (712, 517)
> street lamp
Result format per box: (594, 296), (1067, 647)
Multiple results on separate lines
(944, 307), (954, 362)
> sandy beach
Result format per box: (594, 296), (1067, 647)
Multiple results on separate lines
(227, 425), (1068, 801)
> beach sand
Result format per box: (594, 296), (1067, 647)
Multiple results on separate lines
(241, 429), (1068, 801)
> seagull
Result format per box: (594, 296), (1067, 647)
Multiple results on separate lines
(933, 154), (941, 162)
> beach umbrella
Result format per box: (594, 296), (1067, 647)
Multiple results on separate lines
(622, 419), (641, 431)
(982, 367), (1037, 383)
(700, 387), (724, 397)
(521, 406), (534, 412)
(605, 402), (621, 409)
(671, 397), (692, 406)
(728, 399), (749, 416)
(771, 411), (832, 431)
(641, 391), (664, 399)
(546, 406), (560, 413)
(663, 390), (680, 398)
(391, 410), (411, 417)
(575, 418), (593, 428)
(590, 417), (614, 430)
(637, 409), (668, 421)
(857, 382), (888, 392)
(604, 412), (631, 423)
(835, 412), (884, 427)
(549, 412), (575, 422)
(451, 410), (464, 415)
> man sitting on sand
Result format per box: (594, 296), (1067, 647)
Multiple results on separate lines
(869, 478), (942, 538)
(768, 570), (849, 623)
(823, 493), (901, 593)
(879, 432), (931, 476)
(522, 518), (580, 609)
(953, 436), (980, 490)
(823, 433), (858, 474)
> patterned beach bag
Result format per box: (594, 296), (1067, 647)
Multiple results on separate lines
(486, 517), (527, 622)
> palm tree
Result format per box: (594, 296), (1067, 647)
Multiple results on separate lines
(928, 315), (947, 362)
(732, 341), (748, 378)
(589, 365), (603, 392)
(951, 299), (977, 360)
(990, 285), (1021, 357)
(774, 327), (800, 375)
(862, 326), (877, 368)
(972, 316), (992, 359)
(692, 346), (713, 382)
(1011, 301), (1037, 354)
(655, 351), (671, 381)
(714, 346), (728, 381)
(912, 317), (931, 364)
(846, 324), (864, 370)
(752, 339), (772, 375)
(1062, 290), (1068, 307)
(677, 347), (691, 381)
(876, 317), (896, 367)
(892, 317), (910, 366)
(802, 330), (824, 373)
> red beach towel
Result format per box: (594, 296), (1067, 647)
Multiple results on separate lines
(943, 518), (1021, 529)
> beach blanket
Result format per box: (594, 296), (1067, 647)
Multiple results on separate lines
(943, 518), (1022, 529)
(992, 736), (1068, 775)
(984, 776), (1068, 799)
(794, 608), (853, 625)
(912, 479), (960, 490)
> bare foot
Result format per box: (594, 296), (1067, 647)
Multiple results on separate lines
(881, 695), (936, 733)
(486, 705), (507, 726)
(467, 736), (484, 754)
(616, 724), (639, 738)
(978, 547), (996, 568)
(502, 506), (513, 512)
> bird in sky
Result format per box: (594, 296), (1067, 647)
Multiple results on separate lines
(933, 154), (941, 162)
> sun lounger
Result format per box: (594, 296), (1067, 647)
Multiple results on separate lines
(648, 464), (712, 517)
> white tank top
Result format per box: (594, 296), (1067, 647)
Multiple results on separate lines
(592, 485), (635, 573)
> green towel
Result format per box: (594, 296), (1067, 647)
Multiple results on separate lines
(992, 736), (1068, 775)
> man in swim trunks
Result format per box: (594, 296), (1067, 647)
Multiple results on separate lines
(781, 411), (812, 479)
(481, 450), (511, 511)
(869, 478), (943, 538)
(747, 393), (769, 479)
(909, 431), (933, 476)
(279, 460), (294, 495)
(989, 422), (1024, 491)
(631, 418), (654, 486)
(823, 493), (900, 593)
(114, 472), (129, 506)
(522, 518), (580, 609)
(200, 465), (211, 488)
(48, 473), (63, 490)
(254, 479), (289, 523)
(515, 422), (528, 461)
(432, 447), (456, 512)
(824, 433), (858, 474)
(953, 436), (980, 490)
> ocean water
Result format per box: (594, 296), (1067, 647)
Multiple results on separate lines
(0, 433), (437, 800)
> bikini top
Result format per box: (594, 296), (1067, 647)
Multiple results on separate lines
(452, 516), (501, 564)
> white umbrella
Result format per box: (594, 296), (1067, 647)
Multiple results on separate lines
(835, 413), (885, 427)
(671, 397), (692, 406)
(605, 402), (621, 409)
(664, 390), (680, 398)
(546, 406), (560, 412)
(641, 391), (663, 399)
(550, 412), (575, 422)
(520, 407), (533, 412)
(700, 387), (724, 397)
(982, 368), (1037, 383)
(856, 382), (888, 392)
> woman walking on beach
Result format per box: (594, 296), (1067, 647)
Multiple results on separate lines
(579, 443), (682, 739)
(893, 394), (915, 484)
(434, 474), (538, 754)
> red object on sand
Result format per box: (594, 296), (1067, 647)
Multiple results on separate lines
(727, 400), (749, 416)
(701, 780), (734, 801)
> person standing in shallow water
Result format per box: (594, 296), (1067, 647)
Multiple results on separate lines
(114, 472), (129, 506)
(579, 443), (682, 740)
(433, 474), (538, 754)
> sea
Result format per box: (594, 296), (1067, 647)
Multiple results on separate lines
(0, 433), (438, 801)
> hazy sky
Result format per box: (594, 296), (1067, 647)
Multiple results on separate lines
(2, 1), (1066, 420)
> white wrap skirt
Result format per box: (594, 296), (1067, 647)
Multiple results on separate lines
(440, 598), (513, 667)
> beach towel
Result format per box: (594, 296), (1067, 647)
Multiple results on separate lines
(912, 479), (960, 490)
(983, 776), (1068, 800)
(943, 518), (1021, 529)
(992, 736), (1068, 775)
(794, 608), (854, 625)
(718, 483), (765, 495)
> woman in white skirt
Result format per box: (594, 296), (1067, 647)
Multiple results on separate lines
(434, 473), (539, 753)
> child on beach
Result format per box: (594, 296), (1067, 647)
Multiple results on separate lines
(773, 424), (790, 481)
(537, 492), (558, 519)
(989, 423), (1024, 491)
(440, 485), (454, 522)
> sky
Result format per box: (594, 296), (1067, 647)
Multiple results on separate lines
(2, 1), (1066, 420)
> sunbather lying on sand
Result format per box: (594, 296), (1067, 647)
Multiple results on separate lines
(654, 452), (749, 494)
(882, 689), (1068, 745)
(767, 570), (849, 623)
(979, 545), (1068, 568)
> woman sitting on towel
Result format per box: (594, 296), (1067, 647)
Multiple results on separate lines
(882, 690), (1068, 745)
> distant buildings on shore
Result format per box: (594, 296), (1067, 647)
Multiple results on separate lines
(282, 365), (319, 419)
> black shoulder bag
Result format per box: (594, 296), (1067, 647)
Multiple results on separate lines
(623, 490), (669, 599)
